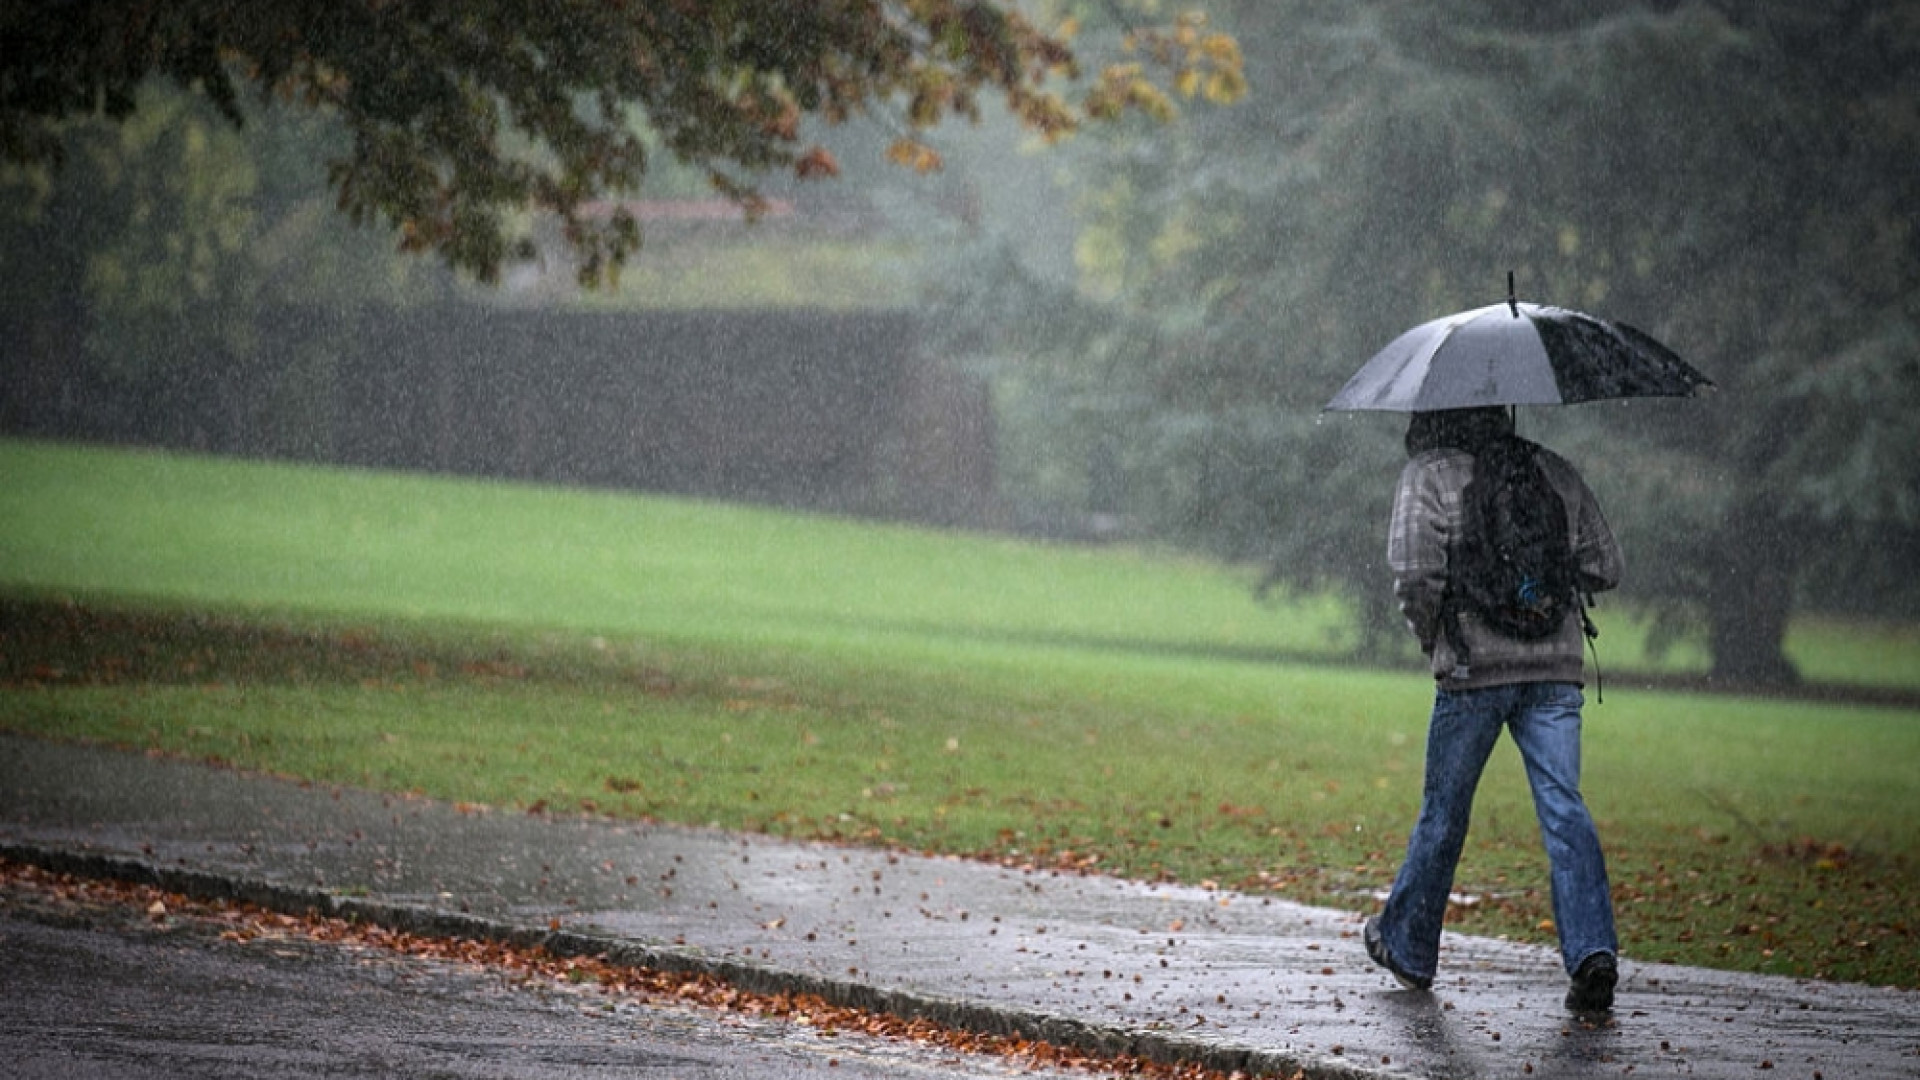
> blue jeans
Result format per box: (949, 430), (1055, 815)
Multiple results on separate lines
(1377, 681), (1617, 979)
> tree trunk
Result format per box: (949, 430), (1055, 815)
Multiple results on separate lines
(1704, 506), (1800, 686)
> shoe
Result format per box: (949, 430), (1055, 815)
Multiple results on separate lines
(1565, 951), (1618, 1014)
(1364, 916), (1432, 991)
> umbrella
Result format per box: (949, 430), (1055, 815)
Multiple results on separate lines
(1325, 287), (1713, 412)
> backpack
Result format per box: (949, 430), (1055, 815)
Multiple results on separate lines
(1442, 436), (1591, 670)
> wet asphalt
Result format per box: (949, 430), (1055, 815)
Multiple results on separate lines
(0, 907), (1071, 1080)
(3, 734), (1916, 1079)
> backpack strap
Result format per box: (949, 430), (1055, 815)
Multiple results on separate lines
(1580, 588), (1603, 704)
(1440, 592), (1473, 681)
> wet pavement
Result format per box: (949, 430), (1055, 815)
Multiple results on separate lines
(4, 734), (1916, 1079)
(0, 905), (1075, 1080)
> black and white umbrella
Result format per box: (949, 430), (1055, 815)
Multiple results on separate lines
(1325, 285), (1713, 412)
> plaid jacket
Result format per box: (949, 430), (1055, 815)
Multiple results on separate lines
(1387, 443), (1623, 690)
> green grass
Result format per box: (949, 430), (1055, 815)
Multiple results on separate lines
(0, 439), (1352, 659)
(3, 438), (1916, 989)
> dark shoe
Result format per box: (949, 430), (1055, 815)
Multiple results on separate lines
(1565, 951), (1618, 1014)
(1364, 916), (1432, 991)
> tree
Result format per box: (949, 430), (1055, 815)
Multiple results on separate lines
(1411, 2), (1920, 683)
(1, 0), (1241, 285)
(968, 0), (1920, 683)
(0, 79), (458, 451)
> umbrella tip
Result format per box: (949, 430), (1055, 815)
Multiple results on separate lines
(1507, 270), (1518, 317)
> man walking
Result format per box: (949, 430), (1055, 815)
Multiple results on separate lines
(1363, 406), (1623, 1014)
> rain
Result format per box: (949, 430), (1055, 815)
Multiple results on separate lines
(3, 3), (1919, 1078)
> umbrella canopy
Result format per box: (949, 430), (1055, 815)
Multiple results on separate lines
(1325, 300), (1713, 412)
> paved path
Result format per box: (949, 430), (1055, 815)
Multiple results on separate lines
(3, 735), (1915, 1078)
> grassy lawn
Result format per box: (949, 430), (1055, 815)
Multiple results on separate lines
(3, 438), (1916, 989)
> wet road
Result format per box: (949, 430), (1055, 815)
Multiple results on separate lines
(0, 904), (1077, 1080)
